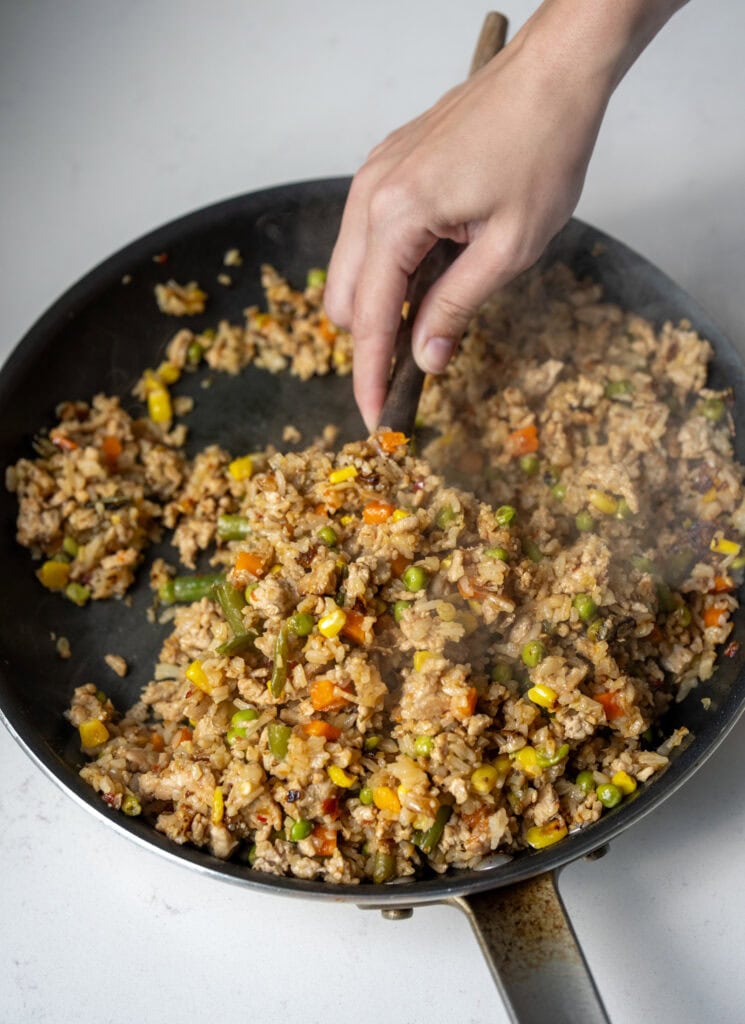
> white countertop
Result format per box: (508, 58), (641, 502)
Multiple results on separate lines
(2, 3), (745, 1022)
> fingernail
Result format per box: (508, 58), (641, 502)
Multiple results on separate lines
(419, 336), (456, 374)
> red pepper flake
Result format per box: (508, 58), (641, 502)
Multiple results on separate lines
(725, 640), (740, 658)
(152, 252), (168, 264)
(256, 814), (268, 824)
(321, 796), (341, 820)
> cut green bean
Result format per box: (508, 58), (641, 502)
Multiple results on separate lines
(215, 630), (257, 657)
(214, 580), (247, 636)
(217, 514), (251, 541)
(159, 572), (225, 604)
(412, 805), (452, 854)
(269, 622), (289, 698)
(372, 850), (396, 884)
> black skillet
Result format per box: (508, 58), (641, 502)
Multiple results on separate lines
(1, 178), (744, 1023)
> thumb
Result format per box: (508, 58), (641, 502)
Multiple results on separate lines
(411, 229), (521, 374)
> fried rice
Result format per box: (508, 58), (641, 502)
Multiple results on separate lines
(8, 261), (745, 884)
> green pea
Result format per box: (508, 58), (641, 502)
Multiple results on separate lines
(485, 546), (509, 561)
(95, 689), (107, 704)
(62, 536), (79, 557)
(604, 379), (633, 399)
(551, 482), (567, 501)
(414, 735), (434, 757)
(519, 454), (540, 476)
(64, 582), (91, 606)
(267, 722), (292, 760)
(670, 604), (692, 629)
(393, 599), (412, 624)
(231, 708), (259, 727)
(575, 510), (595, 533)
(289, 611), (315, 636)
(306, 267), (327, 289)
(226, 726), (246, 744)
(700, 397), (725, 422)
(596, 783), (623, 809)
(289, 819), (313, 842)
(490, 663), (512, 684)
(495, 505), (517, 527)
(523, 539), (543, 563)
(121, 793), (142, 816)
(586, 618), (610, 642)
(359, 786), (374, 805)
(435, 505), (457, 529)
(536, 743), (570, 768)
(363, 735), (381, 751)
(402, 565), (429, 593)
(575, 770), (596, 795)
(247, 843), (258, 866)
(318, 525), (338, 547)
(615, 498), (634, 520)
(521, 639), (545, 667)
(572, 593), (598, 623)
(186, 340), (204, 365)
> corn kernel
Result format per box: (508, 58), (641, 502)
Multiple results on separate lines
(702, 487), (718, 504)
(318, 605), (347, 638)
(611, 770), (638, 795)
(588, 489), (619, 516)
(211, 786), (224, 825)
(372, 785), (401, 814)
(37, 559), (70, 591)
(494, 754), (512, 778)
(186, 659), (212, 693)
(413, 650), (434, 672)
(340, 514), (355, 525)
(527, 684), (558, 710)
(470, 765), (498, 794)
(710, 536), (741, 556)
(392, 508), (411, 522)
(147, 386), (172, 424)
(157, 361), (181, 384)
(512, 746), (542, 778)
(78, 719), (110, 747)
(327, 765), (356, 788)
(526, 819), (568, 849)
(270, 563), (283, 575)
(228, 455), (254, 481)
(328, 465), (358, 484)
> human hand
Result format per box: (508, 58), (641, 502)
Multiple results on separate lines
(324, 0), (685, 431)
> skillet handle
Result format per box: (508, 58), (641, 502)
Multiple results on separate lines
(448, 871), (610, 1024)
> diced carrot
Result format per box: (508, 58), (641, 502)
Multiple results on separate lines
(507, 424), (538, 456)
(704, 605), (727, 628)
(234, 551), (265, 576)
(595, 691), (625, 721)
(363, 500), (395, 525)
(50, 429), (78, 451)
(379, 431), (408, 454)
(318, 315), (337, 343)
(174, 727), (193, 745)
(341, 608), (368, 645)
(150, 731), (165, 752)
(712, 576), (734, 593)
(391, 553), (410, 578)
(302, 720), (342, 741)
(311, 823), (338, 856)
(101, 435), (123, 465)
(321, 487), (344, 512)
(454, 687), (478, 719)
(310, 678), (350, 712)
(321, 796), (341, 820)
(313, 503), (327, 516)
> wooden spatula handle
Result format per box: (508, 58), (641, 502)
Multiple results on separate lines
(377, 11), (509, 435)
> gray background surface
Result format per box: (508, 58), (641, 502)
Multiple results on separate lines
(2, 3), (744, 1022)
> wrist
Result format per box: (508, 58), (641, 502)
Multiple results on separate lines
(514, 0), (687, 96)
